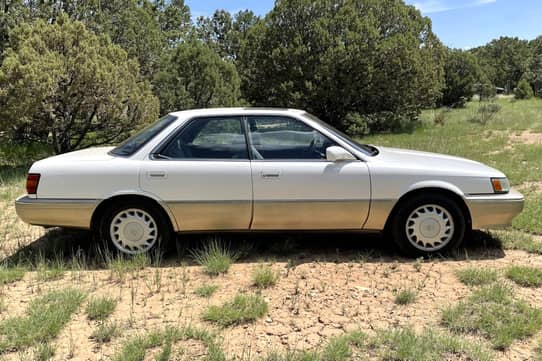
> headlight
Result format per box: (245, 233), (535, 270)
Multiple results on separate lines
(491, 177), (510, 194)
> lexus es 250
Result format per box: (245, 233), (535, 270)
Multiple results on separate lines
(15, 108), (524, 256)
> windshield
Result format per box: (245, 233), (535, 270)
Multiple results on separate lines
(303, 112), (378, 156)
(110, 115), (177, 157)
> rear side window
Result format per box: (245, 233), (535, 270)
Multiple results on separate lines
(159, 117), (248, 160)
(111, 115), (177, 157)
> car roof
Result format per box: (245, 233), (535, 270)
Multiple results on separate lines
(168, 107), (306, 118)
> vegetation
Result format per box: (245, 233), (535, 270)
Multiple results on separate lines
(0, 266), (25, 285)
(190, 239), (238, 276)
(506, 266), (542, 287)
(394, 289), (417, 305)
(86, 296), (117, 321)
(112, 326), (226, 361)
(442, 283), (542, 349)
(90, 322), (120, 344)
(0, 14), (158, 154)
(456, 267), (499, 286)
(516, 79), (535, 99)
(195, 284), (219, 298)
(0, 288), (85, 352)
(252, 265), (279, 289)
(203, 293), (268, 327)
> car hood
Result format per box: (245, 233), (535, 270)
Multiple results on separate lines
(36, 147), (116, 164)
(373, 146), (505, 177)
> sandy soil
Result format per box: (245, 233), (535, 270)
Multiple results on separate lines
(0, 226), (542, 361)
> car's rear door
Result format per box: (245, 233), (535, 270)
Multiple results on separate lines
(139, 116), (252, 231)
(247, 115), (370, 230)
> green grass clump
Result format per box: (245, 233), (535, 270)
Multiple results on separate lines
(90, 322), (120, 344)
(394, 289), (417, 305)
(113, 326), (225, 361)
(491, 229), (542, 255)
(86, 296), (117, 320)
(203, 293), (268, 327)
(34, 342), (55, 361)
(108, 253), (149, 281)
(513, 191), (542, 234)
(0, 266), (25, 285)
(190, 239), (237, 276)
(252, 265), (279, 289)
(506, 266), (542, 287)
(370, 327), (493, 361)
(442, 283), (542, 349)
(456, 267), (499, 286)
(195, 284), (219, 298)
(36, 258), (65, 281)
(0, 288), (86, 352)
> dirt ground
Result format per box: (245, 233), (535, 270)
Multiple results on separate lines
(1, 223), (542, 361)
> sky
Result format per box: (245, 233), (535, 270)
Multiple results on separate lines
(185, 0), (542, 49)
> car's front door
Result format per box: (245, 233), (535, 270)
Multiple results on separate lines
(140, 116), (252, 231)
(247, 115), (371, 230)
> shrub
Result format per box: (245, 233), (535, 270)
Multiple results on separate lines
(515, 79), (534, 99)
(190, 239), (237, 276)
(86, 296), (117, 321)
(394, 289), (417, 305)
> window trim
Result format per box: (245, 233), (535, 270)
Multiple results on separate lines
(151, 115), (250, 161)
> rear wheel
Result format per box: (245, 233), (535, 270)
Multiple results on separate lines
(390, 194), (467, 257)
(99, 200), (172, 255)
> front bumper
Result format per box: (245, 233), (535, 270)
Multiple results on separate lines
(465, 189), (524, 229)
(15, 195), (98, 229)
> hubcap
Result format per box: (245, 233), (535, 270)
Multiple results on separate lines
(109, 208), (158, 254)
(405, 204), (454, 252)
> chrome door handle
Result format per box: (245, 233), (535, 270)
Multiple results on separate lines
(148, 171), (167, 178)
(261, 171), (281, 179)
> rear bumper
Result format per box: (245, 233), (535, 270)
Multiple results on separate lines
(15, 196), (97, 229)
(465, 189), (524, 229)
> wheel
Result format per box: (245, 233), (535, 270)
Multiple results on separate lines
(98, 200), (172, 255)
(390, 194), (467, 257)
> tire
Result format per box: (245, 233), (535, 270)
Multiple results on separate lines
(98, 200), (172, 255)
(390, 194), (467, 257)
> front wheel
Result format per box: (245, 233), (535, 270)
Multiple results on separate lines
(390, 194), (467, 257)
(99, 201), (172, 255)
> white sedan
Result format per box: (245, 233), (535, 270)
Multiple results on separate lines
(15, 108), (524, 256)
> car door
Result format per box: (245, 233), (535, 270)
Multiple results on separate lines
(247, 115), (371, 230)
(139, 116), (252, 231)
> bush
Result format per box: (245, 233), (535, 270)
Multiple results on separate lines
(515, 79), (534, 99)
(470, 102), (501, 125)
(202, 294), (268, 327)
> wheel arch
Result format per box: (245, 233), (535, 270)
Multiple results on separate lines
(383, 186), (472, 234)
(90, 193), (178, 233)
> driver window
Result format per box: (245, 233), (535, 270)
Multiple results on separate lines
(160, 117), (248, 159)
(247, 116), (336, 160)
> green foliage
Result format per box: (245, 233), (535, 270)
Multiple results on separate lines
(0, 14), (159, 153)
(442, 283), (542, 349)
(441, 49), (484, 107)
(371, 327), (493, 361)
(515, 79), (535, 99)
(0, 288), (86, 352)
(506, 266), (542, 287)
(472, 36), (532, 92)
(252, 265), (279, 289)
(239, 0), (445, 133)
(90, 322), (120, 344)
(155, 40), (242, 114)
(86, 297), (117, 321)
(113, 326), (226, 361)
(190, 239), (237, 276)
(394, 289), (417, 305)
(456, 267), (499, 286)
(0, 266), (25, 285)
(195, 284), (219, 298)
(202, 293), (268, 327)
(491, 230), (542, 255)
(34, 342), (55, 361)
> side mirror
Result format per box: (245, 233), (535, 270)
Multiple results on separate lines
(326, 146), (356, 162)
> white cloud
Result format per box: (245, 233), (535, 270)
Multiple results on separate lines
(411, 0), (496, 14)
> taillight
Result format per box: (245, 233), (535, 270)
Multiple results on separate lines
(26, 173), (40, 195)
